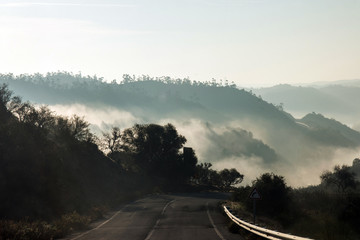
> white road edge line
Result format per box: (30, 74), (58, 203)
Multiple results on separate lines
(70, 201), (136, 240)
(207, 202), (227, 240)
(144, 199), (175, 240)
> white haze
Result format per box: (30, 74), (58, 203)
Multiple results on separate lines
(48, 104), (141, 134)
(353, 123), (360, 132)
(48, 104), (360, 188)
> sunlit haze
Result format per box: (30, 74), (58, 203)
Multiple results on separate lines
(2, 3), (360, 238)
(1, 0), (359, 87)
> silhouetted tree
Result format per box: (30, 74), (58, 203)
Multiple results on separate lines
(321, 165), (357, 193)
(219, 168), (244, 188)
(252, 173), (291, 216)
(102, 127), (122, 154)
(10, 100), (34, 122)
(33, 106), (55, 129)
(182, 147), (198, 181)
(193, 163), (213, 185)
(120, 123), (189, 185)
(192, 164), (243, 189)
(353, 158), (360, 165)
(352, 158), (360, 179)
(0, 84), (14, 119)
(69, 115), (94, 142)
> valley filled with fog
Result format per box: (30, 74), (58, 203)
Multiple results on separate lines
(2, 1), (360, 239)
(3, 73), (360, 187)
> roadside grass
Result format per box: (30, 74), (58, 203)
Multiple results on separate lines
(0, 219), (58, 240)
(225, 201), (284, 231)
(288, 212), (356, 240)
(225, 196), (360, 240)
(0, 207), (105, 240)
(0, 189), (154, 240)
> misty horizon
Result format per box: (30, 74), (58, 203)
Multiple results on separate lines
(2, 72), (360, 187)
(2, 1), (360, 238)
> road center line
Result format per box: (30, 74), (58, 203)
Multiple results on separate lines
(144, 199), (175, 240)
(206, 202), (227, 240)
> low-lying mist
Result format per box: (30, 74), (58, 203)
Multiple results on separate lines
(49, 104), (142, 134)
(48, 104), (360, 187)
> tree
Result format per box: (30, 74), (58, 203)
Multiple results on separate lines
(252, 173), (291, 216)
(52, 115), (94, 143)
(0, 84), (14, 119)
(69, 115), (94, 142)
(353, 158), (360, 167)
(192, 164), (243, 189)
(182, 147), (198, 180)
(193, 162), (213, 185)
(352, 158), (360, 178)
(0, 84), (12, 107)
(219, 168), (244, 188)
(102, 127), (122, 154)
(320, 165), (357, 193)
(120, 123), (187, 181)
(209, 170), (222, 187)
(33, 106), (55, 129)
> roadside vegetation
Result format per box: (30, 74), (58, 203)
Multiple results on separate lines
(0, 84), (243, 239)
(2, 82), (360, 240)
(230, 160), (360, 240)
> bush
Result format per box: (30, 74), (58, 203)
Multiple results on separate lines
(54, 211), (91, 237)
(0, 211), (93, 240)
(0, 220), (57, 240)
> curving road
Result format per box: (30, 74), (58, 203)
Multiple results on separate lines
(62, 192), (243, 240)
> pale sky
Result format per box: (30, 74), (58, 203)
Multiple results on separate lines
(1, 0), (359, 87)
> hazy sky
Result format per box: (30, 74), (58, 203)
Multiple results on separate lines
(1, 0), (359, 86)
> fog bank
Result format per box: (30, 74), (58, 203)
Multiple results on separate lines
(48, 104), (360, 187)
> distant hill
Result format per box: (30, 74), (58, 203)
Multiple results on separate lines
(305, 79), (360, 88)
(252, 84), (350, 113)
(0, 73), (293, 123)
(2, 72), (360, 186)
(252, 84), (360, 129)
(298, 113), (360, 147)
(320, 85), (360, 110)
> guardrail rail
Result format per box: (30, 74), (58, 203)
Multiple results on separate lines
(223, 206), (314, 240)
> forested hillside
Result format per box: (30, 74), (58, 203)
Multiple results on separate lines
(1, 72), (360, 186)
(1, 73), (360, 239)
(0, 82), (242, 218)
(1, 82), (247, 238)
(0, 84), (129, 220)
(252, 83), (360, 130)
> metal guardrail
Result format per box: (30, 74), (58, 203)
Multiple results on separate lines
(223, 206), (314, 240)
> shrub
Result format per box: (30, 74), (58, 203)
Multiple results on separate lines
(0, 220), (57, 240)
(54, 211), (91, 237)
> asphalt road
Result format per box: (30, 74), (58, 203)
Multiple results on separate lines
(62, 192), (243, 240)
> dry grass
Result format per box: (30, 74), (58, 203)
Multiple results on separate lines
(0, 208), (107, 240)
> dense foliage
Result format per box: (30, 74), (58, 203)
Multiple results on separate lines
(231, 161), (360, 240)
(0, 83), (243, 239)
(2, 72), (360, 239)
(3, 72), (360, 175)
(101, 125), (243, 190)
(0, 84), (127, 220)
